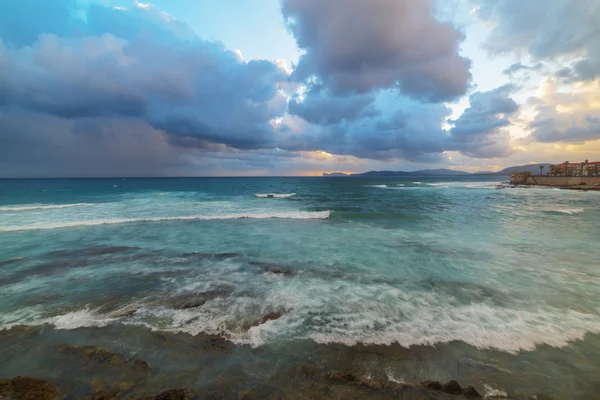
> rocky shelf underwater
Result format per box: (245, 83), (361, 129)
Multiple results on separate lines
(0, 323), (576, 400)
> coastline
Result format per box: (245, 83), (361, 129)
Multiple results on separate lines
(2, 323), (597, 399)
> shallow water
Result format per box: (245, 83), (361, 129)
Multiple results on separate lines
(1, 177), (600, 399)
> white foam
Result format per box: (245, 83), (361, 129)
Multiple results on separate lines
(396, 184), (405, 187)
(0, 203), (94, 212)
(365, 185), (388, 188)
(254, 193), (296, 198)
(412, 182), (422, 184)
(6, 268), (600, 356)
(483, 384), (508, 398)
(549, 208), (584, 215)
(0, 210), (331, 232)
(44, 307), (116, 329)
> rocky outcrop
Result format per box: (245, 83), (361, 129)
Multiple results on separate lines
(325, 371), (481, 398)
(59, 345), (152, 372)
(0, 376), (62, 400)
(422, 379), (481, 398)
(249, 261), (296, 276)
(152, 388), (197, 400)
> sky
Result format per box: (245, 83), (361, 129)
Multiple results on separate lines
(1, 0), (600, 177)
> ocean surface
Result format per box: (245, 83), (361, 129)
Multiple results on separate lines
(1, 177), (600, 399)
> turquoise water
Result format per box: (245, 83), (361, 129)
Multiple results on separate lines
(1, 177), (600, 398)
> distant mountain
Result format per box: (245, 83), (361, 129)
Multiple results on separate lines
(323, 164), (555, 177)
(493, 163), (552, 175)
(322, 168), (470, 177)
(413, 168), (471, 176)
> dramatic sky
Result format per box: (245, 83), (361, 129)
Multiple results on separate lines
(1, 0), (599, 177)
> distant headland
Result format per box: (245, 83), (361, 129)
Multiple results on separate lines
(323, 163), (552, 177)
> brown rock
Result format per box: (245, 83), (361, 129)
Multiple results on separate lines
(116, 381), (134, 391)
(327, 372), (358, 382)
(93, 390), (118, 400)
(60, 345), (126, 365)
(0, 379), (13, 396)
(442, 380), (463, 395)
(237, 388), (252, 399)
(464, 385), (481, 398)
(154, 388), (196, 400)
(133, 359), (152, 371)
(5, 376), (62, 400)
(180, 299), (206, 309)
(420, 380), (443, 391)
(259, 311), (282, 324)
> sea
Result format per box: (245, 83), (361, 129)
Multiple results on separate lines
(1, 177), (599, 399)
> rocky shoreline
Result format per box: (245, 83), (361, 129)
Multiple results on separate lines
(0, 374), (485, 400)
(0, 323), (580, 399)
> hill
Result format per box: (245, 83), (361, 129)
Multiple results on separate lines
(323, 164), (554, 177)
(494, 163), (552, 175)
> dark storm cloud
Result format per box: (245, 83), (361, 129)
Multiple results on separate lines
(288, 89), (378, 125)
(448, 85), (518, 158)
(282, 0), (471, 102)
(475, 0), (600, 82)
(0, 110), (187, 177)
(0, 1), (288, 151)
(276, 92), (451, 161)
(278, 85), (519, 161)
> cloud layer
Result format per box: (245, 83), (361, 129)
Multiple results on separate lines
(282, 0), (471, 102)
(0, 0), (597, 176)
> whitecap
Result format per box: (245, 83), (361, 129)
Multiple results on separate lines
(254, 193), (296, 198)
(44, 307), (116, 329)
(0, 203), (94, 212)
(549, 208), (584, 215)
(364, 185), (388, 188)
(483, 384), (508, 398)
(412, 182), (422, 184)
(0, 210), (331, 232)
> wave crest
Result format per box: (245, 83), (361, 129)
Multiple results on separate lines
(0, 203), (94, 212)
(254, 193), (296, 198)
(0, 210), (331, 232)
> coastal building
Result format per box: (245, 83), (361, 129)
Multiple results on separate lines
(548, 160), (600, 177)
(510, 160), (600, 189)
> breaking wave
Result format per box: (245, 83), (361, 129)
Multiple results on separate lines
(0, 203), (94, 212)
(254, 193), (296, 198)
(12, 281), (600, 354)
(0, 211), (331, 232)
(547, 208), (585, 215)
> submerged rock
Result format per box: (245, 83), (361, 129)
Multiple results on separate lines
(108, 306), (139, 319)
(152, 388), (197, 400)
(169, 286), (235, 310)
(0, 256), (24, 267)
(249, 261), (296, 276)
(0, 376), (62, 400)
(48, 246), (136, 258)
(92, 390), (118, 400)
(60, 345), (127, 365)
(60, 345), (153, 372)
